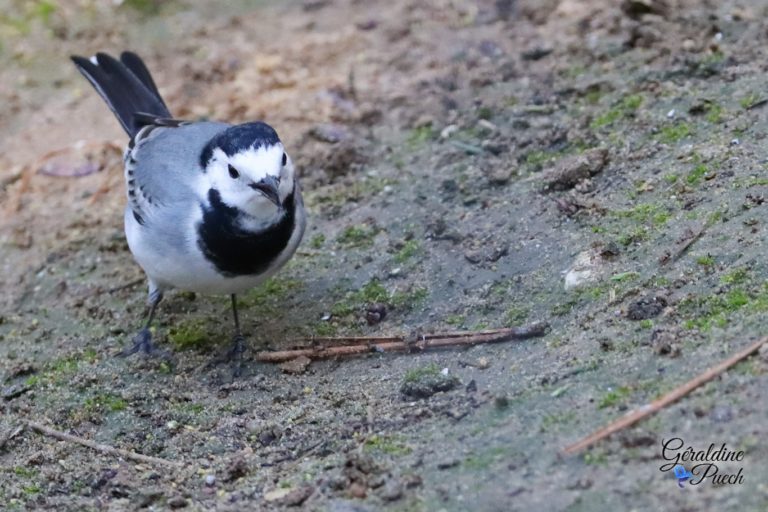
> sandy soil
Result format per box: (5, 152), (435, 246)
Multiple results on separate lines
(2, 0), (768, 510)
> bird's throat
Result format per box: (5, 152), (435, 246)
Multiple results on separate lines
(196, 188), (296, 277)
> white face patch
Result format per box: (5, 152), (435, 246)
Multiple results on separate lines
(228, 144), (285, 182)
(197, 143), (290, 225)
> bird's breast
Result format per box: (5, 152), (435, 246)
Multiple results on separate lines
(196, 188), (297, 277)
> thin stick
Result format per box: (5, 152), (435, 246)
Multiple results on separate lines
(746, 98), (768, 110)
(256, 322), (548, 363)
(107, 278), (144, 294)
(663, 226), (706, 266)
(0, 424), (25, 451)
(299, 326), (545, 343)
(24, 420), (181, 468)
(563, 336), (768, 455)
(5, 165), (32, 215)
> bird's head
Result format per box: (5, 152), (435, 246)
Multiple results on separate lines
(200, 122), (296, 224)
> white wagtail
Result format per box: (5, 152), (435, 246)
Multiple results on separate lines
(71, 51), (306, 373)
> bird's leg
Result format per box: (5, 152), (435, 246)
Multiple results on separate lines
(227, 294), (246, 377)
(120, 287), (169, 358)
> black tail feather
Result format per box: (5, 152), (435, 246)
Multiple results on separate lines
(119, 51), (169, 112)
(71, 52), (172, 137)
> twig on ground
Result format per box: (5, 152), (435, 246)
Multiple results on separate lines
(24, 420), (181, 468)
(662, 226), (706, 266)
(107, 278), (144, 294)
(4, 165), (33, 215)
(0, 424), (26, 451)
(255, 322), (549, 363)
(563, 335), (768, 455)
(746, 98), (768, 110)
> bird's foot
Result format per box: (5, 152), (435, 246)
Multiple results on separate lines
(119, 327), (173, 361)
(207, 334), (247, 378)
(227, 334), (246, 378)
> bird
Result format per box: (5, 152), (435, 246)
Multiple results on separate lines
(70, 51), (306, 374)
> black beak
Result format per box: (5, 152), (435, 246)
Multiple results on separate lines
(249, 176), (280, 206)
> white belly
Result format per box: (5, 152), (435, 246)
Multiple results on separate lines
(124, 207), (290, 295)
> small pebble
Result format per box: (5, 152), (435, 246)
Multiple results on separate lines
(365, 303), (387, 325)
(437, 458), (460, 469)
(477, 119), (497, 132)
(349, 482), (367, 499)
(204, 474), (216, 486)
(488, 166), (515, 185)
(440, 124), (458, 139)
(709, 405), (733, 423)
(279, 355), (312, 374)
(380, 479), (403, 501)
(168, 496), (188, 509)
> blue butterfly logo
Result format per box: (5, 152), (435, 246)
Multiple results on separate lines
(673, 464), (693, 488)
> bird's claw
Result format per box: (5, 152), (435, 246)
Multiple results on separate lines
(118, 327), (173, 362)
(227, 334), (246, 378)
(206, 334), (247, 378)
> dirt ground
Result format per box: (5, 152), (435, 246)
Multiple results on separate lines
(2, 0), (768, 510)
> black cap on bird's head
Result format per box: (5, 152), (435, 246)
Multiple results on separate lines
(200, 122), (281, 168)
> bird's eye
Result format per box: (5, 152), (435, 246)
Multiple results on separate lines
(282, 153), (287, 166)
(228, 164), (239, 179)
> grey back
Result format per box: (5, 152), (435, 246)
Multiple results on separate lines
(130, 121), (230, 205)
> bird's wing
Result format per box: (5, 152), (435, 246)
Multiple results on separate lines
(126, 120), (230, 225)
